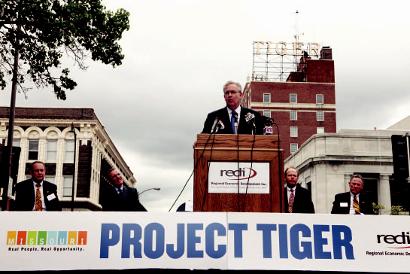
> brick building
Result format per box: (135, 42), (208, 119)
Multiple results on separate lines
(243, 46), (336, 158)
(0, 107), (135, 210)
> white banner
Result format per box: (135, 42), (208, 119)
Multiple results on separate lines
(1, 212), (410, 272)
(208, 162), (270, 194)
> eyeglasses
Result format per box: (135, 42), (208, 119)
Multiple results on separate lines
(224, 90), (240, 95)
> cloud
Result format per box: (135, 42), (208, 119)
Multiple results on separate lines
(2, 0), (410, 211)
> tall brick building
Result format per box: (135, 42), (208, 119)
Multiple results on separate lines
(243, 45), (336, 158)
(0, 107), (135, 210)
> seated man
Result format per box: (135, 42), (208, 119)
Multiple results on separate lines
(100, 168), (147, 211)
(202, 81), (264, 134)
(331, 174), (374, 215)
(14, 161), (61, 211)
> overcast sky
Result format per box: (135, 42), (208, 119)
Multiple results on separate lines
(1, 0), (410, 211)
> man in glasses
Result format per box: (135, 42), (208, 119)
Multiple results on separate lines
(202, 81), (265, 135)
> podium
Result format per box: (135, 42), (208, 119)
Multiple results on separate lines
(193, 134), (283, 212)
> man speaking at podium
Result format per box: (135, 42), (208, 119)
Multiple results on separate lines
(202, 81), (264, 134)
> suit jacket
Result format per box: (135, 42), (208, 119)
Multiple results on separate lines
(202, 107), (265, 135)
(331, 192), (374, 215)
(14, 179), (62, 211)
(100, 183), (147, 211)
(284, 184), (315, 213)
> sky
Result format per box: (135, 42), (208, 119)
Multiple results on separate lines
(1, 0), (410, 211)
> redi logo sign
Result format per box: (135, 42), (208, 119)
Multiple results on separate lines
(220, 167), (257, 180)
(377, 232), (410, 248)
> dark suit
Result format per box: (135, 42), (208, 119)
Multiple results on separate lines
(100, 183), (147, 211)
(14, 179), (62, 211)
(284, 184), (315, 213)
(331, 192), (374, 215)
(202, 107), (265, 134)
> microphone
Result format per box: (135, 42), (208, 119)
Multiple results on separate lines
(245, 112), (256, 134)
(244, 112), (255, 123)
(211, 118), (225, 133)
(263, 116), (274, 135)
(215, 120), (225, 133)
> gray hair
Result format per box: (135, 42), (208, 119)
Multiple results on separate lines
(223, 81), (242, 93)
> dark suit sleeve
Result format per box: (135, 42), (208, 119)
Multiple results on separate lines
(361, 196), (375, 215)
(331, 194), (339, 214)
(304, 189), (315, 213)
(129, 187), (147, 211)
(331, 193), (347, 214)
(254, 111), (265, 135)
(202, 113), (214, 133)
(44, 182), (62, 211)
(14, 181), (27, 211)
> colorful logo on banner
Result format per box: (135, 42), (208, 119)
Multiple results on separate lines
(6, 230), (87, 252)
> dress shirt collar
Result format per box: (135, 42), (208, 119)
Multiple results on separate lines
(32, 180), (43, 187)
(227, 106), (241, 119)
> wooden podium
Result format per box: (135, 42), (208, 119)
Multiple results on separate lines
(193, 134), (283, 212)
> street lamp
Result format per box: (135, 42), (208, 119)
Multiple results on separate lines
(138, 187), (160, 198)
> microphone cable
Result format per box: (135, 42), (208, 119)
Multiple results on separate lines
(271, 120), (283, 212)
(200, 132), (217, 210)
(241, 131), (256, 211)
(168, 121), (220, 212)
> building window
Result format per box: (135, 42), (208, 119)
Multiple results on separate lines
(317, 127), (325, 134)
(289, 93), (297, 104)
(263, 93), (271, 103)
(290, 126), (298, 138)
(263, 110), (271, 118)
(316, 94), (324, 105)
(63, 175), (73, 197)
(64, 140), (75, 163)
(290, 143), (298, 154)
(47, 140), (57, 162)
(28, 139), (39, 160)
(316, 111), (324, 121)
(13, 138), (20, 147)
(45, 176), (55, 184)
(290, 110), (297, 121)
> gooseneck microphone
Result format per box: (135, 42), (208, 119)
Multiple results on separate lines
(244, 112), (256, 134)
(211, 118), (225, 133)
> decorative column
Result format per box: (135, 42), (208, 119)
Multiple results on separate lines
(378, 174), (391, 215)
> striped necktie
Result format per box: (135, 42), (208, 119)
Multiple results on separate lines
(353, 195), (360, 214)
(34, 183), (43, 211)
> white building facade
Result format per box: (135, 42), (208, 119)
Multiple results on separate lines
(285, 125), (410, 215)
(0, 107), (136, 211)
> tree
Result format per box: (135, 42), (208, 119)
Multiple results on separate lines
(0, 0), (130, 210)
(0, 0), (130, 99)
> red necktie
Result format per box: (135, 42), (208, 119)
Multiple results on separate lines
(288, 188), (295, 213)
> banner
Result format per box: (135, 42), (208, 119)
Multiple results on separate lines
(1, 212), (409, 272)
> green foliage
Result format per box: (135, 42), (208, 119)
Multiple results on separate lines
(0, 0), (130, 99)
(372, 202), (385, 215)
(390, 205), (405, 215)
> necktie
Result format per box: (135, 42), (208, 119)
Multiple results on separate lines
(231, 110), (238, 134)
(288, 188), (295, 213)
(34, 183), (43, 211)
(353, 195), (360, 214)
